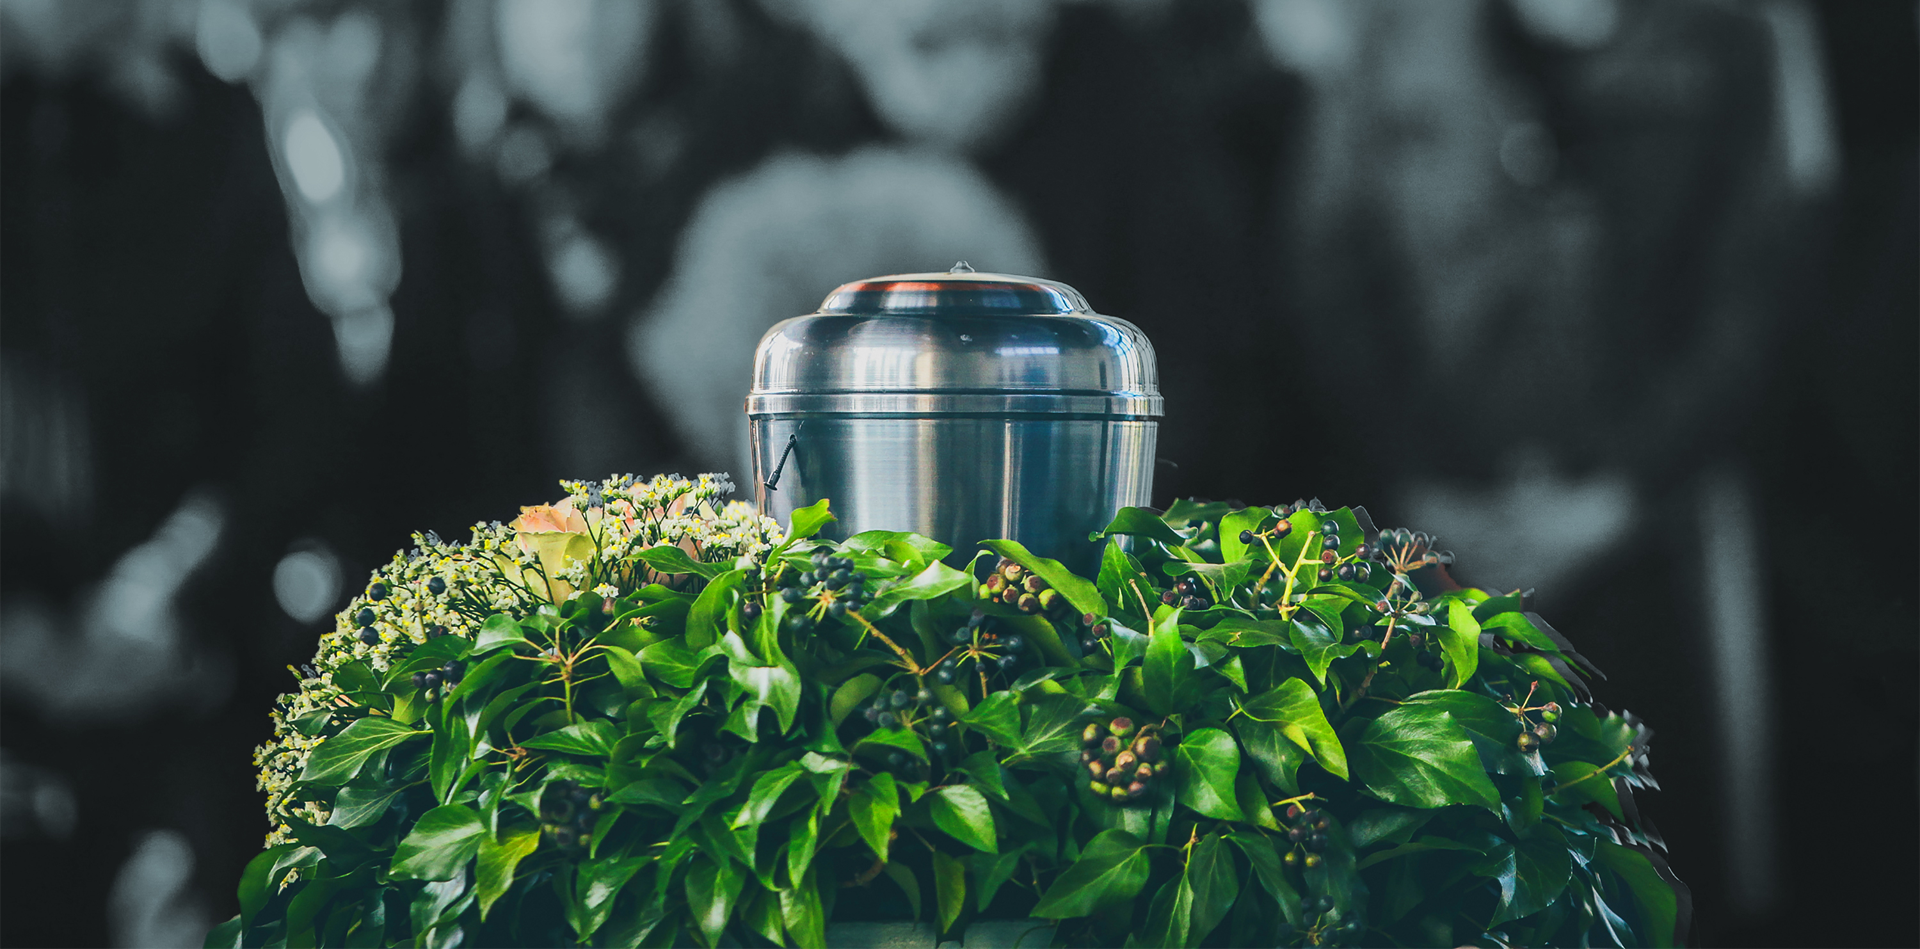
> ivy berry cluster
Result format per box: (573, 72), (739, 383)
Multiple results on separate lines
(933, 609), (1027, 683)
(1508, 686), (1563, 753)
(1078, 716), (1168, 803)
(536, 780), (603, 852)
(980, 557), (1069, 617)
(762, 548), (869, 628)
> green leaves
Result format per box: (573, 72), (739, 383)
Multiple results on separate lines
(1144, 608), (1201, 716)
(471, 613), (529, 654)
(391, 804), (486, 881)
(519, 720), (616, 757)
(629, 544), (724, 580)
(1171, 727), (1243, 821)
(299, 716), (425, 786)
(933, 850), (966, 933)
(782, 499), (836, 546)
(1031, 830), (1152, 918)
(1289, 615), (1362, 688)
(1442, 600), (1481, 688)
(1096, 507), (1187, 547)
(475, 827), (539, 920)
(1345, 706), (1501, 811)
(978, 538), (1107, 619)
(861, 560), (972, 618)
(1236, 677), (1348, 780)
(1548, 760), (1623, 819)
(850, 773), (900, 862)
(1493, 824), (1572, 924)
(929, 785), (997, 853)
(1593, 841), (1681, 948)
(686, 855), (744, 947)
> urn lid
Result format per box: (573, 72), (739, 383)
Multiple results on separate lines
(747, 264), (1161, 418)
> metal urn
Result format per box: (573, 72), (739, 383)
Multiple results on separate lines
(746, 264), (1161, 576)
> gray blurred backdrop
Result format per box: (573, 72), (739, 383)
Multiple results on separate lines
(0, 0), (1913, 945)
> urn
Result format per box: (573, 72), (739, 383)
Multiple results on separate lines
(745, 264), (1161, 576)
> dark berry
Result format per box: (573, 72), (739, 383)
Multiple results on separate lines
(355, 607), (376, 627)
(429, 625), (448, 639)
(1320, 550), (1337, 563)
(968, 610), (986, 627)
(931, 706), (952, 722)
(368, 583), (388, 601)
(1239, 529), (1255, 545)
(1288, 826), (1306, 843)
(443, 661), (463, 682)
(930, 723), (948, 737)
(1001, 634), (1024, 653)
(932, 741), (949, 755)
(357, 627), (379, 645)
(1516, 732), (1541, 752)
(1534, 723), (1557, 744)
(1337, 563), (1355, 580)
(1017, 593), (1040, 613)
(877, 711), (898, 729)
(423, 671), (442, 689)
(411, 672), (427, 688)
(888, 752), (906, 768)
(827, 569), (851, 589)
(1273, 520), (1292, 538)
(1319, 568), (1333, 581)
(427, 577), (446, 596)
(742, 600), (763, 623)
(1355, 563), (1371, 581)
(1322, 535), (1341, 550)
(890, 690), (912, 709)
(781, 588), (804, 604)
(827, 599), (848, 619)
(1161, 590), (1179, 605)
(914, 688), (932, 704)
(1310, 812), (1329, 831)
(1284, 803), (1306, 821)
(864, 706), (881, 723)
(936, 669), (955, 684)
(1081, 637), (1097, 651)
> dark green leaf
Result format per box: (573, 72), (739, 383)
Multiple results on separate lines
(1399, 690), (1538, 776)
(1144, 607), (1199, 716)
(1030, 830), (1151, 918)
(732, 762), (807, 830)
(830, 673), (883, 727)
(1161, 498), (1232, 527)
(861, 560), (972, 619)
(520, 720), (617, 758)
(1236, 677), (1348, 780)
(842, 529), (953, 567)
(1186, 831), (1240, 946)
(1219, 508), (1271, 564)
(1344, 707), (1501, 811)
(629, 544), (724, 580)
(327, 787), (400, 830)
(476, 827), (540, 920)
(1172, 727), (1243, 821)
(686, 570), (745, 648)
(855, 727), (928, 763)
(429, 709), (472, 804)
(235, 844), (311, 923)
(1006, 694), (1086, 762)
(1234, 716), (1304, 795)
(956, 750), (1007, 801)
(1142, 877), (1193, 949)
(1234, 771), (1280, 830)
(1194, 617), (1291, 648)
(1480, 611), (1559, 653)
(930, 785), (998, 853)
(933, 850), (966, 933)
(638, 637), (711, 689)
(1548, 761), (1623, 819)
(1096, 507), (1187, 546)
(599, 645), (652, 701)
(1492, 823), (1571, 924)
(1346, 808), (1431, 849)
(1593, 841), (1679, 948)
(472, 613), (528, 654)
(1353, 835), (1486, 870)
(391, 804), (486, 881)
(781, 865), (827, 949)
(851, 773), (900, 862)
(973, 849), (1024, 912)
(1097, 539), (1157, 625)
(979, 538), (1107, 619)
(1227, 831), (1300, 927)
(686, 855), (744, 947)
(963, 691), (1022, 747)
(299, 716), (425, 786)
(1288, 616), (1361, 688)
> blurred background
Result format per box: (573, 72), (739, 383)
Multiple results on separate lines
(0, 0), (1912, 945)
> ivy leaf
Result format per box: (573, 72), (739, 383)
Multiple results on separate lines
(1399, 690), (1538, 776)
(829, 673), (883, 727)
(841, 530), (952, 568)
(1194, 617), (1291, 648)
(1227, 831), (1300, 927)
(475, 827), (540, 921)
(471, 614), (529, 654)
(1142, 877), (1192, 949)
(1548, 760), (1623, 819)
(520, 721), (617, 758)
(780, 865), (827, 949)
(1233, 716), (1304, 795)
(1344, 707), (1501, 811)
(1289, 615), (1362, 688)
(1593, 840), (1681, 948)
(628, 545), (725, 580)
(299, 716), (425, 786)
(979, 539), (1107, 619)
(933, 850), (966, 934)
(782, 499), (836, 547)
(686, 570), (745, 649)
(326, 787), (401, 830)
(1236, 678), (1348, 780)
(880, 862), (922, 921)
(1186, 831), (1240, 946)
(1219, 508), (1271, 564)
(638, 637), (714, 690)
(861, 560), (972, 619)
(1006, 694), (1085, 762)
(963, 692), (1022, 747)
(391, 804), (486, 881)
(599, 646), (651, 701)
(855, 727), (928, 764)
(850, 773), (900, 862)
(1172, 727), (1243, 821)
(1491, 823), (1572, 924)
(1095, 507), (1187, 546)
(574, 855), (646, 941)
(731, 762), (807, 830)
(1030, 829), (1151, 918)
(685, 855), (744, 948)
(930, 785), (998, 853)
(1096, 539), (1156, 625)
(1442, 601), (1481, 688)
(1144, 607), (1199, 716)
(1234, 771), (1280, 830)
(973, 849), (1024, 912)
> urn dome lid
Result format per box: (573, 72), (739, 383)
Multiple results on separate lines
(747, 264), (1161, 418)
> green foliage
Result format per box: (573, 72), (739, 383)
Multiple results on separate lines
(221, 490), (1686, 948)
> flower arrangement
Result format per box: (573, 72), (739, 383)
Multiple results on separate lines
(213, 476), (1687, 948)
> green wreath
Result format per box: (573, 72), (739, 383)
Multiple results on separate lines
(213, 473), (1687, 948)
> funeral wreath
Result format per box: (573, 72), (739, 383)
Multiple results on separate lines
(212, 474), (1688, 948)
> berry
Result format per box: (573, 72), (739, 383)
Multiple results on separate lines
(1017, 593), (1041, 613)
(1376, 599), (1391, 612)
(741, 600), (763, 623)
(427, 577), (446, 596)
(1309, 812), (1330, 831)
(1337, 564), (1355, 580)
(1284, 850), (1300, 868)
(890, 690), (912, 709)
(443, 661), (464, 682)
(1036, 589), (1060, 610)
(429, 625), (448, 639)
(864, 706), (880, 723)
(1273, 520), (1292, 538)
(915, 688), (933, 704)
(1110, 717), (1135, 738)
(355, 607), (376, 627)
(1322, 534), (1340, 549)
(1087, 760), (1107, 780)
(1114, 751), (1138, 771)
(877, 711), (897, 728)
(1542, 710), (1560, 723)
(930, 723), (948, 737)
(828, 569), (851, 589)
(1001, 635), (1025, 653)
(1102, 736), (1122, 756)
(1183, 595), (1207, 610)
(950, 628), (973, 646)
(1355, 563), (1371, 581)
(888, 752), (906, 768)
(936, 669), (955, 684)
(1105, 767), (1126, 785)
(1081, 637), (1097, 651)
(1287, 826), (1306, 843)
(1239, 529), (1255, 545)
(932, 707), (951, 722)
(411, 672), (427, 688)
(1126, 781), (1148, 799)
(1132, 736), (1162, 761)
(1318, 568), (1333, 581)
(368, 583), (388, 601)
(1284, 803), (1306, 821)
(1320, 550), (1337, 563)
(827, 599), (848, 619)
(423, 671), (442, 689)
(932, 741), (949, 755)
(357, 627), (379, 645)
(1307, 834), (1327, 853)
(1023, 575), (1047, 594)
(1001, 563), (1024, 582)
(782, 588), (804, 604)
(1304, 853), (1323, 869)
(1083, 723), (1104, 745)
(1161, 590), (1180, 605)
(1544, 701), (1562, 715)
(1534, 723), (1557, 744)
(1516, 732), (1541, 752)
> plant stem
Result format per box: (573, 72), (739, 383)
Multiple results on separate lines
(847, 611), (923, 674)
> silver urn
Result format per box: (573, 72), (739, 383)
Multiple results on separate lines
(745, 264), (1161, 576)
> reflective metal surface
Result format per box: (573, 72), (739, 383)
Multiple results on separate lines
(748, 267), (1161, 575)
